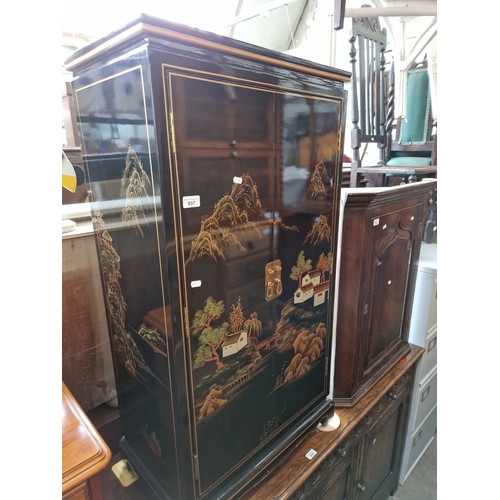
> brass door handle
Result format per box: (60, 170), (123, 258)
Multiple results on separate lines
(265, 260), (282, 301)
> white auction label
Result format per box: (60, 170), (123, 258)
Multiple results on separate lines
(190, 280), (202, 288)
(233, 176), (243, 184)
(305, 449), (317, 460)
(183, 195), (201, 209)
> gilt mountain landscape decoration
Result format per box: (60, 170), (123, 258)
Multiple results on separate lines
(185, 170), (334, 462)
(186, 173), (297, 265)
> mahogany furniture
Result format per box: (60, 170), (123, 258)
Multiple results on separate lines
(333, 180), (437, 407)
(62, 382), (112, 500)
(240, 343), (425, 499)
(65, 14), (349, 500)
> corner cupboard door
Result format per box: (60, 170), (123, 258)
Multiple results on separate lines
(166, 70), (342, 497)
(363, 204), (423, 379)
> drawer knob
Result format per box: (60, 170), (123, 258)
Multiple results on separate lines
(357, 483), (366, 492)
(388, 392), (397, 400)
(231, 151), (239, 158)
(338, 447), (347, 458)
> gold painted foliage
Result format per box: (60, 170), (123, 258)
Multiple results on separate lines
(307, 161), (329, 199)
(120, 146), (152, 236)
(230, 173), (266, 222)
(95, 209), (162, 385)
(244, 311), (263, 340)
(304, 214), (331, 245)
(186, 175), (263, 264)
(230, 297), (245, 334)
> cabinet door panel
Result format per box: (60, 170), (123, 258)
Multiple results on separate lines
(364, 206), (420, 372)
(168, 71), (342, 495)
(369, 235), (411, 361)
(358, 403), (400, 499)
(317, 455), (353, 500)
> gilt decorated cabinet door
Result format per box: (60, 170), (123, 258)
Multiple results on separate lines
(66, 14), (348, 500)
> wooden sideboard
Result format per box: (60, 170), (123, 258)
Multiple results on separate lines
(240, 344), (424, 499)
(62, 382), (112, 500)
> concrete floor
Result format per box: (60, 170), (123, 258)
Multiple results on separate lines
(390, 435), (437, 500)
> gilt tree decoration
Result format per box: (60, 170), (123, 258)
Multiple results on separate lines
(186, 173), (297, 265)
(290, 250), (313, 283)
(120, 146), (152, 236)
(230, 297), (245, 334)
(191, 297), (229, 372)
(244, 312), (263, 341)
(304, 214), (331, 245)
(316, 252), (334, 281)
(95, 210), (159, 383)
(307, 161), (329, 198)
(230, 173), (266, 222)
(186, 196), (246, 265)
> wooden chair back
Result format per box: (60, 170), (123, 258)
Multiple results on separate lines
(348, 12), (388, 187)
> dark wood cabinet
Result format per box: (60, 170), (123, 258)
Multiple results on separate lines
(308, 370), (411, 500)
(333, 180), (437, 407)
(65, 14), (349, 500)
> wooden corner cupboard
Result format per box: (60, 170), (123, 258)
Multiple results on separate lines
(65, 14), (349, 500)
(333, 180), (437, 407)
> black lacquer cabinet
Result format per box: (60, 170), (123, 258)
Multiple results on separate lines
(65, 14), (349, 500)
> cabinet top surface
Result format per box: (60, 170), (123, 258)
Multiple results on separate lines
(64, 13), (350, 82)
(62, 382), (112, 494)
(341, 179), (437, 202)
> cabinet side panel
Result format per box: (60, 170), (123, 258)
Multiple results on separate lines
(73, 51), (184, 499)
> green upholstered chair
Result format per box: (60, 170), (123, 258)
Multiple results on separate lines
(352, 56), (437, 187)
(384, 60), (437, 184)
